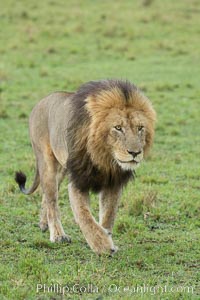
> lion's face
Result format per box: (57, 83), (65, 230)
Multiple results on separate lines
(106, 109), (148, 171)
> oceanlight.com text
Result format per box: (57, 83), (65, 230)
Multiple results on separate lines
(107, 284), (194, 295)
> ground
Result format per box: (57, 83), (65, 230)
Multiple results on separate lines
(0, 0), (200, 299)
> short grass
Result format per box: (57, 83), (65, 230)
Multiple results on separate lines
(0, 0), (200, 299)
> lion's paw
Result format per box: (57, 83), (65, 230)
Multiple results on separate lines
(95, 243), (118, 256)
(87, 228), (117, 255)
(51, 234), (71, 243)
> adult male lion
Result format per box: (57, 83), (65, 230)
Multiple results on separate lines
(15, 79), (156, 254)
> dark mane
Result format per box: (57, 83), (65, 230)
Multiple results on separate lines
(73, 79), (137, 103)
(67, 149), (133, 193)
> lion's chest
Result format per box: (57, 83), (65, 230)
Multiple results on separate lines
(67, 153), (133, 193)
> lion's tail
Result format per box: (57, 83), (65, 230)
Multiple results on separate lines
(15, 169), (40, 195)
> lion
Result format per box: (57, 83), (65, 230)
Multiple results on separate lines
(15, 79), (156, 254)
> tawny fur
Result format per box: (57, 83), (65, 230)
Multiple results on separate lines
(15, 80), (156, 255)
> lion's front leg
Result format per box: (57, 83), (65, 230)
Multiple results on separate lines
(99, 187), (122, 234)
(68, 183), (117, 255)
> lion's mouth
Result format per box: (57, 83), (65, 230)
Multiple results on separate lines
(117, 159), (139, 165)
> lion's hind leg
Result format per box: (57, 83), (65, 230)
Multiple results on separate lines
(39, 193), (48, 232)
(39, 166), (67, 232)
(38, 147), (71, 243)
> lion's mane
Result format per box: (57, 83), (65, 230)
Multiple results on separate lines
(67, 80), (155, 193)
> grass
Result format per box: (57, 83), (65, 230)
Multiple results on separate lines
(0, 0), (200, 299)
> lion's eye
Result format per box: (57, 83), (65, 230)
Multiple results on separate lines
(138, 126), (144, 132)
(114, 125), (122, 131)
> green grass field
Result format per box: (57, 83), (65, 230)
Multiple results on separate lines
(0, 0), (200, 299)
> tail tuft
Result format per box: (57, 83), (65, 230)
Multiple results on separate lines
(15, 169), (39, 195)
(15, 171), (27, 190)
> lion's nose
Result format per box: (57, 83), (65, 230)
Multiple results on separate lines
(127, 150), (141, 158)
